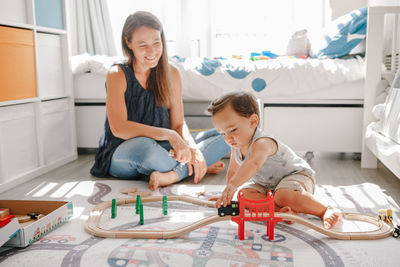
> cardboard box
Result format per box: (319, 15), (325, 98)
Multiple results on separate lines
(0, 218), (20, 247)
(0, 200), (73, 247)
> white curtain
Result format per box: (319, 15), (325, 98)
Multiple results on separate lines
(76, 0), (117, 56)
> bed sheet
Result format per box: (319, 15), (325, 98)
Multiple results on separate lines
(171, 56), (366, 101)
(73, 74), (365, 102)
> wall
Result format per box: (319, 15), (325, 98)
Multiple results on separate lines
(330, 0), (367, 19)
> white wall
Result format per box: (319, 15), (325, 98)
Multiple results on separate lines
(330, 0), (367, 19)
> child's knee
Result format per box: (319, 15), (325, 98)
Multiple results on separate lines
(240, 188), (266, 200)
(274, 189), (297, 207)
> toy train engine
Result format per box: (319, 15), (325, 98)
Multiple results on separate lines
(378, 209), (393, 224)
(393, 225), (400, 238)
(218, 201), (240, 216)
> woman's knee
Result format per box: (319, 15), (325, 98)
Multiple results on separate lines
(114, 137), (158, 160)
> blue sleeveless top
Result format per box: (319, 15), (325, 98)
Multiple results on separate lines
(90, 63), (171, 177)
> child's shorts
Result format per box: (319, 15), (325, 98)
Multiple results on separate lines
(243, 171), (315, 195)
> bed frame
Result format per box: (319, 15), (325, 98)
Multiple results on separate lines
(361, 6), (400, 179)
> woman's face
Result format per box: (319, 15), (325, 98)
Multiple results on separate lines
(127, 26), (163, 70)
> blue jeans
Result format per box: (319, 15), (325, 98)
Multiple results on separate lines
(109, 128), (230, 181)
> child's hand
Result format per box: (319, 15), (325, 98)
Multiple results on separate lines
(215, 184), (237, 208)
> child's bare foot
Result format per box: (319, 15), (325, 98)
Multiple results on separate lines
(279, 206), (297, 224)
(322, 206), (342, 229)
(149, 171), (179, 191)
(207, 161), (225, 174)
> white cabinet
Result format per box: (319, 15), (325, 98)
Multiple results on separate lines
(0, 0), (77, 193)
(0, 104), (40, 183)
(263, 104), (363, 153)
(36, 33), (65, 98)
(75, 105), (106, 148)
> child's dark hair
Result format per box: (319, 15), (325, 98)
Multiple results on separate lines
(207, 92), (259, 118)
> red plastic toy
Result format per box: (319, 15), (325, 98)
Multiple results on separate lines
(231, 190), (282, 240)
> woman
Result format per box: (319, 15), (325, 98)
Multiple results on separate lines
(90, 11), (230, 190)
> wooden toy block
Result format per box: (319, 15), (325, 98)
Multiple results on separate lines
(0, 208), (9, 218)
(15, 215), (31, 223)
(135, 195), (141, 214)
(162, 196), (168, 215)
(128, 191), (152, 197)
(111, 199), (117, 219)
(119, 186), (138, 194)
(0, 214), (14, 227)
(139, 203), (144, 225)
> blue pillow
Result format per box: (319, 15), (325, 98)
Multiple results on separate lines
(311, 7), (367, 58)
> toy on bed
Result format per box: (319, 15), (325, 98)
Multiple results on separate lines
(85, 191), (394, 240)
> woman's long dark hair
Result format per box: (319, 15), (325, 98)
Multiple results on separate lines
(122, 11), (171, 107)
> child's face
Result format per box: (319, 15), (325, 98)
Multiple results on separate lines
(127, 26), (163, 70)
(212, 104), (258, 150)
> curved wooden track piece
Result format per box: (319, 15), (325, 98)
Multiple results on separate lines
(85, 196), (393, 240)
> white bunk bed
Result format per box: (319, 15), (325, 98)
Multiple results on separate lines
(361, 6), (400, 179)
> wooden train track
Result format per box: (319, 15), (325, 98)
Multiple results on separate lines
(85, 196), (394, 240)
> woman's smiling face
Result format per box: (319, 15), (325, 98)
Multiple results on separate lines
(127, 26), (163, 70)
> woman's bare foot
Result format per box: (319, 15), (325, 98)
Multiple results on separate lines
(279, 206), (297, 224)
(149, 171), (179, 191)
(322, 206), (342, 229)
(207, 161), (225, 174)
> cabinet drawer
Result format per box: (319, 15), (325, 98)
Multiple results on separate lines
(36, 33), (65, 98)
(41, 99), (73, 164)
(0, 0), (27, 24)
(263, 106), (363, 152)
(0, 104), (39, 182)
(75, 105), (106, 148)
(35, 0), (64, 29)
(0, 26), (36, 101)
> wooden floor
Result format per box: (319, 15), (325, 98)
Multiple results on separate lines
(2, 151), (400, 223)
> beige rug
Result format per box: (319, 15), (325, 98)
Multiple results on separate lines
(0, 181), (398, 267)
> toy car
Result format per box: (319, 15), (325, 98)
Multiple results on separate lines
(218, 201), (239, 216)
(393, 225), (400, 238)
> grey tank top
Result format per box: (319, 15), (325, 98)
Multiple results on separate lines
(234, 127), (315, 188)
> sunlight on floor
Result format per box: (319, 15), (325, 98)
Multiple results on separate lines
(65, 181), (95, 198)
(50, 181), (79, 198)
(71, 206), (85, 220)
(33, 182), (58, 197)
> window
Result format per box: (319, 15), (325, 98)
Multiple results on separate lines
(107, 0), (180, 56)
(107, 0), (328, 58)
(209, 0), (327, 58)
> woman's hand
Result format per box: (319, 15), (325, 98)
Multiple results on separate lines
(215, 183), (237, 208)
(208, 195), (220, 201)
(168, 131), (192, 164)
(187, 148), (207, 184)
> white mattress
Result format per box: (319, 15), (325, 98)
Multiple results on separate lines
(73, 73), (368, 102)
